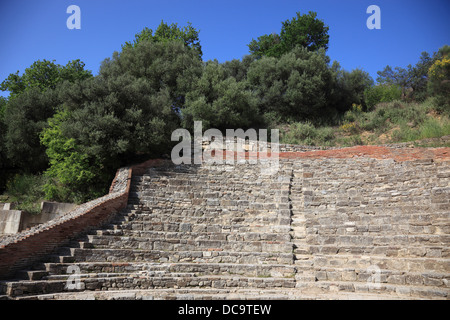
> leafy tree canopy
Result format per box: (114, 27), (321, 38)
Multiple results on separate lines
(247, 46), (332, 120)
(123, 20), (202, 58)
(0, 96), (6, 119)
(3, 87), (60, 172)
(56, 40), (202, 176)
(376, 51), (436, 101)
(330, 62), (374, 111)
(0, 58), (92, 174)
(428, 45), (450, 112)
(40, 109), (104, 203)
(0, 59), (92, 97)
(248, 11), (329, 58)
(182, 60), (261, 131)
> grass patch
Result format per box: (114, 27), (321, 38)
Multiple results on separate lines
(280, 122), (335, 146)
(4, 174), (47, 214)
(278, 99), (450, 147)
(419, 117), (450, 139)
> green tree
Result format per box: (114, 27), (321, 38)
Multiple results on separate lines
(428, 45), (450, 113)
(376, 51), (436, 101)
(40, 110), (103, 203)
(0, 96), (6, 120)
(364, 84), (402, 109)
(248, 33), (284, 59)
(0, 96), (10, 193)
(248, 12), (329, 58)
(247, 46), (332, 121)
(376, 65), (411, 97)
(123, 20), (202, 58)
(44, 41), (202, 201)
(1, 59), (92, 174)
(222, 55), (255, 82)
(3, 88), (60, 172)
(182, 60), (260, 131)
(0, 59), (92, 97)
(410, 52), (435, 101)
(330, 62), (374, 111)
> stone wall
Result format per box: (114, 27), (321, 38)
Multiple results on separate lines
(0, 202), (79, 235)
(18, 202), (78, 231)
(0, 210), (22, 235)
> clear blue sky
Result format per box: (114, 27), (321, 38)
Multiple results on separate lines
(1, 0), (449, 98)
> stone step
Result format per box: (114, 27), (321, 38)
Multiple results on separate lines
(127, 195), (287, 204)
(295, 266), (449, 288)
(293, 247), (310, 255)
(78, 236), (293, 253)
(123, 202), (289, 212)
(120, 207), (290, 217)
(303, 222), (450, 236)
(17, 289), (300, 300)
(304, 244), (448, 258)
(48, 255), (76, 264)
(2, 274), (298, 297)
(10, 287), (437, 300)
(63, 247), (295, 265)
(296, 280), (449, 299)
(89, 229), (291, 242)
(122, 208), (450, 222)
(43, 262), (297, 278)
(67, 241), (95, 249)
(131, 180), (287, 189)
(305, 254), (449, 273)
(110, 213), (290, 227)
(109, 220), (291, 234)
(303, 234), (450, 246)
(136, 171), (289, 180)
(43, 271), (198, 281)
(301, 213), (450, 224)
(105, 222), (255, 234)
(294, 241), (449, 257)
(16, 270), (49, 281)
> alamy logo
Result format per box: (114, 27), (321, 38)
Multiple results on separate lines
(366, 265), (382, 290)
(367, 5), (381, 30)
(65, 265), (83, 290)
(67, 5), (81, 30)
(171, 121), (280, 175)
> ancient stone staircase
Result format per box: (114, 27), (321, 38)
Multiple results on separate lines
(0, 156), (448, 300)
(0, 163), (298, 300)
(290, 157), (449, 299)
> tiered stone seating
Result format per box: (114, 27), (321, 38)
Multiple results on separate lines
(0, 156), (448, 300)
(290, 158), (449, 299)
(1, 163), (297, 299)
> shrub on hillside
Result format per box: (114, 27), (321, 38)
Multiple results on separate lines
(364, 84), (402, 110)
(428, 46), (450, 114)
(281, 122), (334, 146)
(4, 174), (47, 213)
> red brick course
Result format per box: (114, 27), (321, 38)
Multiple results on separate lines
(278, 145), (450, 162)
(218, 146), (450, 162)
